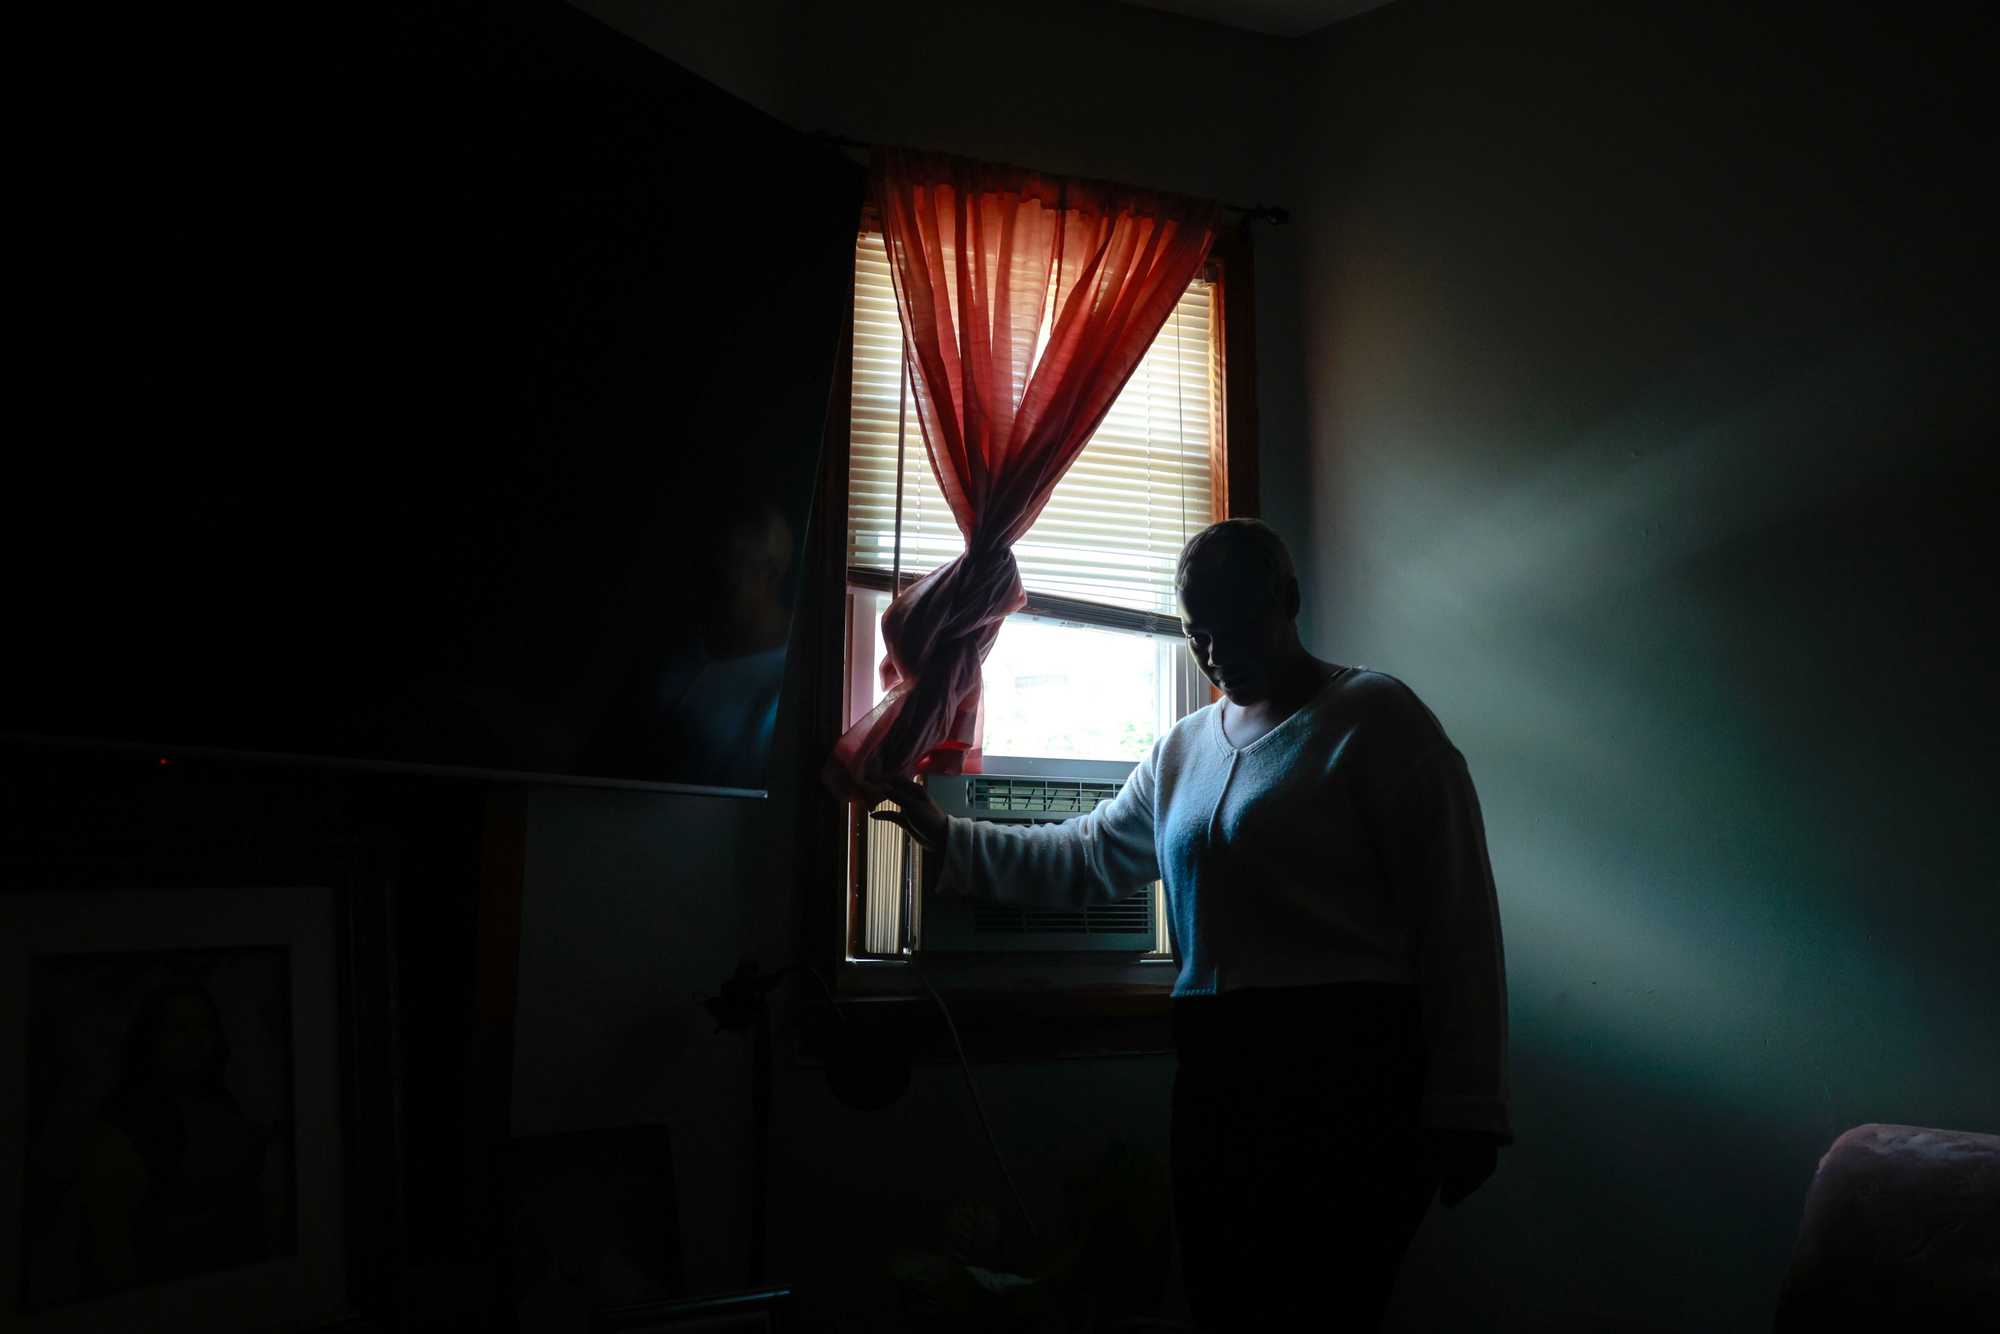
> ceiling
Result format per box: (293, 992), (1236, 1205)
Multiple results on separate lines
(1121, 0), (1399, 38)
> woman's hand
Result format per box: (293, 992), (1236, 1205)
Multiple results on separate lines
(862, 775), (949, 851)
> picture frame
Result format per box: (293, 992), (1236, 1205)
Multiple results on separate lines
(0, 826), (402, 1334)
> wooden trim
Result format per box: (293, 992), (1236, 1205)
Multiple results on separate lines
(846, 800), (874, 959)
(798, 237), (867, 982)
(837, 591), (892, 960)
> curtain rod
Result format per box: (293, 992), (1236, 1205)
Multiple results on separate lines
(814, 132), (1290, 226)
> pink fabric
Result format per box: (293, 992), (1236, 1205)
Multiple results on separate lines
(1775, 1122), (2000, 1329)
(824, 150), (1219, 799)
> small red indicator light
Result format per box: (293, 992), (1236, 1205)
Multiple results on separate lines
(158, 758), (171, 766)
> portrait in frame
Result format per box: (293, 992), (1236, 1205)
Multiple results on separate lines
(0, 881), (391, 1333)
(19, 943), (298, 1310)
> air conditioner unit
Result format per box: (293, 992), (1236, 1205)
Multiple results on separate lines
(920, 756), (1157, 953)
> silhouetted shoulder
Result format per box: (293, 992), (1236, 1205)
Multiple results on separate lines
(1334, 668), (1456, 757)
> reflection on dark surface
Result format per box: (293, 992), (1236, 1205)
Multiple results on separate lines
(5, 0), (860, 795)
(578, 501), (796, 792)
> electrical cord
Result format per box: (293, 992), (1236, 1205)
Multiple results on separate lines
(882, 789), (1039, 1250)
(799, 962), (848, 1024)
(717, 958), (1038, 1249)
(912, 964), (1041, 1249)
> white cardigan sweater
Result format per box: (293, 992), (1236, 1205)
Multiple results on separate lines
(939, 667), (1511, 1140)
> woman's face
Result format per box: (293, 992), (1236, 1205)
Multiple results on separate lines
(1177, 563), (1285, 705)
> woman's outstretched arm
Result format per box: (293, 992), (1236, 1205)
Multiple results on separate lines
(865, 741), (1162, 910)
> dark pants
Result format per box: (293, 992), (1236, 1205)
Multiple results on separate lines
(1170, 982), (1438, 1332)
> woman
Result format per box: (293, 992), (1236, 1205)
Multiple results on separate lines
(867, 518), (1510, 1331)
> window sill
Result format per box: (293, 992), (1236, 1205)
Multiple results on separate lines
(792, 955), (1175, 1065)
(842, 952), (1175, 994)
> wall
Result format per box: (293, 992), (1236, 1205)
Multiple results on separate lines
(1298, 2), (1996, 1330)
(511, 0), (1305, 1320)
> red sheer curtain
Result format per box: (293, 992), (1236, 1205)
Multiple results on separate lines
(824, 150), (1220, 800)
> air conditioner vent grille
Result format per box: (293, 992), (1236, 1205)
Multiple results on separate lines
(936, 772), (1155, 949)
(973, 900), (1153, 936)
(967, 777), (1121, 816)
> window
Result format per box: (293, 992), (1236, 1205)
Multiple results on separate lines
(841, 228), (1237, 961)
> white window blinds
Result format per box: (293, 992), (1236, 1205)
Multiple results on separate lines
(845, 232), (1218, 619)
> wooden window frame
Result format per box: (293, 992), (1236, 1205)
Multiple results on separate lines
(791, 221), (1261, 1063)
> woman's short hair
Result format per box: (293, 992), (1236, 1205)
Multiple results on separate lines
(1175, 518), (1296, 609)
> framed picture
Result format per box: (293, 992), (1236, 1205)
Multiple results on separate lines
(594, 1286), (795, 1333)
(0, 859), (401, 1334)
